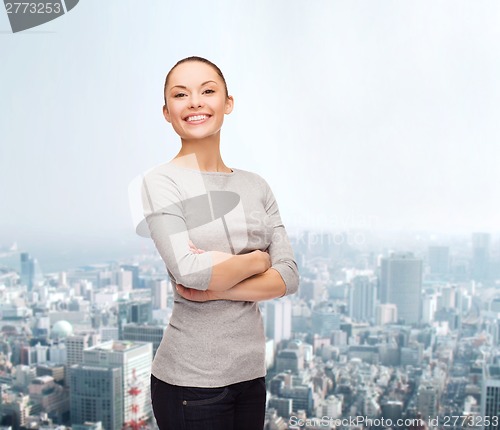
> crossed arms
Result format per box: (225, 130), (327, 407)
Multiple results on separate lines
(140, 167), (299, 302)
(176, 239), (292, 303)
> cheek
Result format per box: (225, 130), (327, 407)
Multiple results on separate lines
(168, 104), (181, 117)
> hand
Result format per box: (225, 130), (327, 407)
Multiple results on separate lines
(188, 239), (205, 254)
(176, 284), (220, 302)
(252, 249), (271, 273)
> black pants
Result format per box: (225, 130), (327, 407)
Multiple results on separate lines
(151, 374), (266, 430)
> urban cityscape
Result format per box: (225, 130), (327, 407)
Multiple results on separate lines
(0, 229), (499, 430)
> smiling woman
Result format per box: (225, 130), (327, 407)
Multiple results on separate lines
(162, 59), (234, 147)
(139, 56), (300, 430)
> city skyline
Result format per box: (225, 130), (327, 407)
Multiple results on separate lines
(1, 224), (499, 429)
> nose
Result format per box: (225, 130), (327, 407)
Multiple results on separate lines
(189, 93), (204, 109)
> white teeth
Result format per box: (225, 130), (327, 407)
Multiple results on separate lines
(186, 115), (208, 122)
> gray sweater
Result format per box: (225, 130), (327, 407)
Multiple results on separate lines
(139, 161), (299, 387)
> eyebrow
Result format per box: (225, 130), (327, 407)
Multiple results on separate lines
(170, 81), (218, 90)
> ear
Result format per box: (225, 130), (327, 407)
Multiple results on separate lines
(163, 104), (171, 123)
(224, 95), (234, 115)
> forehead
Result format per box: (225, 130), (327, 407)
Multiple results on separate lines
(168, 61), (221, 88)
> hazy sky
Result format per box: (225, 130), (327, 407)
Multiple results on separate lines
(1, 0), (499, 253)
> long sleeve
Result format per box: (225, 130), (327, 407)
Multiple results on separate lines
(262, 179), (299, 296)
(140, 168), (213, 291)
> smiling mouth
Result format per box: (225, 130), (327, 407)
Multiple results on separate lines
(185, 114), (210, 122)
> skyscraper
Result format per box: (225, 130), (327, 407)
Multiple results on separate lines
(122, 323), (164, 357)
(481, 364), (500, 430)
(265, 299), (292, 344)
(379, 252), (422, 325)
(66, 333), (101, 367)
(120, 264), (140, 289)
(82, 340), (152, 427)
(417, 383), (439, 420)
(312, 303), (341, 337)
(69, 365), (123, 430)
(348, 275), (377, 322)
(117, 300), (152, 339)
(20, 252), (35, 291)
(150, 279), (168, 310)
(428, 246), (450, 277)
(472, 232), (491, 282)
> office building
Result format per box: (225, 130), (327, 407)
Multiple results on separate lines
(66, 333), (101, 367)
(122, 324), (164, 356)
(375, 304), (398, 326)
(265, 299), (292, 344)
(379, 252), (422, 325)
(348, 275), (377, 322)
(117, 300), (152, 339)
(20, 252), (35, 291)
(69, 365), (123, 430)
(428, 246), (450, 277)
(120, 264), (140, 289)
(312, 303), (341, 337)
(472, 232), (490, 282)
(83, 340), (152, 427)
(417, 383), (439, 420)
(28, 376), (69, 422)
(481, 364), (500, 430)
(150, 279), (168, 310)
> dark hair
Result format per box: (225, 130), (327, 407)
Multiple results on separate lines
(163, 56), (229, 105)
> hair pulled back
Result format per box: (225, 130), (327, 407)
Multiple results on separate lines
(163, 56), (229, 105)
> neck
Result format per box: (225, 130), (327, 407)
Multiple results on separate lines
(174, 134), (230, 172)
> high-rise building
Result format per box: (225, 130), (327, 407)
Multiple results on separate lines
(114, 269), (133, 293)
(150, 279), (168, 310)
(1, 393), (31, 429)
(83, 340), (153, 427)
(323, 395), (342, 418)
(265, 299), (292, 344)
(66, 333), (101, 367)
(481, 364), (500, 430)
(280, 385), (313, 416)
(69, 365), (123, 430)
(120, 264), (140, 289)
(36, 363), (65, 385)
(117, 300), (152, 339)
(20, 252), (35, 291)
(428, 246), (450, 277)
(122, 323), (164, 356)
(276, 349), (303, 373)
(28, 375), (69, 422)
(437, 285), (457, 310)
(267, 397), (293, 419)
(312, 303), (341, 337)
(417, 383), (439, 420)
(379, 253), (422, 325)
(375, 304), (398, 326)
(348, 275), (377, 322)
(472, 232), (491, 282)
(421, 294), (438, 324)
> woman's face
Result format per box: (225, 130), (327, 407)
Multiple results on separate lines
(163, 61), (233, 141)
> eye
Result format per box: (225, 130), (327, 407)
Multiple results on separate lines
(174, 92), (186, 98)
(203, 89), (215, 95)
